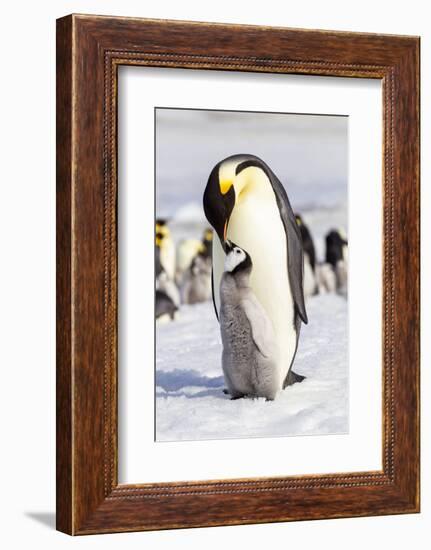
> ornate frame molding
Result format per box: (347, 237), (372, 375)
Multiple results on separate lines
(57, 15), (419, 534)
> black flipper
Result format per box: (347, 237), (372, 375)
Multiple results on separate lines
(235, 156), (308, 324)
(271, 174), (308, 325)
(283, 370), (306, 388)
(211, 268), (219, 322)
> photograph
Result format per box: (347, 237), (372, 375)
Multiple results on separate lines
(155, 107), (349, 442)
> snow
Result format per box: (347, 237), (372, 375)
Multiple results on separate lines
(156, 293), (348, 441)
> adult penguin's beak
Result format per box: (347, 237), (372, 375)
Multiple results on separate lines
(224, 239), (234, 253)
(203, 164), (235, 250)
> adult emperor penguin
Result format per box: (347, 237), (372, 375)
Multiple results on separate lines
(295, 214), (317, 297)
(295, 214), (316, 272)
(325, 229), (348, 269)
(155, 219), (176, 281)
(203, 154), (307, 390)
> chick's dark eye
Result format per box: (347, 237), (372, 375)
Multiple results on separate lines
(236, 249), (241, 254)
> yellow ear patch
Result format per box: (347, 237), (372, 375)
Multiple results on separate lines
(156, 223), (169, 236)
(219, 179), (233, 195)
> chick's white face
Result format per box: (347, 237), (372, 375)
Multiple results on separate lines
(225, 246), (247, 272)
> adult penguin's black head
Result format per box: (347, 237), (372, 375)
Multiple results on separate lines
(203, 161), (236, 250)
(203, 153), (270, 251)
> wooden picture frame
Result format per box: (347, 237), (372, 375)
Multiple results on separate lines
(56, 14), (420, 535)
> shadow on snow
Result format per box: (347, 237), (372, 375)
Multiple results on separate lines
(156, 368), (225, 399)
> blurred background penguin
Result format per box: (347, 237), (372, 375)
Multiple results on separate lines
(155, 219), (180, 320)
(180, 228), (213, 305)
(295, 214), (318, 298)
(155, 221), (214, 314)
(155, 219), (176, 280)
(294, 214), (348, 298)
(325, 228), (348, 296)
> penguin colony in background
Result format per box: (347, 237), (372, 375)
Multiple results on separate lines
(155, 219), (214, 323)
(294, 217), (348, 297)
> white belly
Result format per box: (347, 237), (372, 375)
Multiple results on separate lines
(160, 240), (176, 280)
(213, 193), (297, 388)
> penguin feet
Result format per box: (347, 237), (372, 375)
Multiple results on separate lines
(283, 370), (306, 389)
(223, 388), (245, 400)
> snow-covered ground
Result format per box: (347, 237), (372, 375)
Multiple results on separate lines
(156, 294), (348, 441)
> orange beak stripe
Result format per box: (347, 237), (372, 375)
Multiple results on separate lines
(220, 179), (233, 195)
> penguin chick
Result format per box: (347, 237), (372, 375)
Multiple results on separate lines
(316, 262), (337, 294)
(335, 259), (348, 297)
(219, 242), (280, 401)
(181, 255), (212, 305)
(175, 238), (202, 286)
